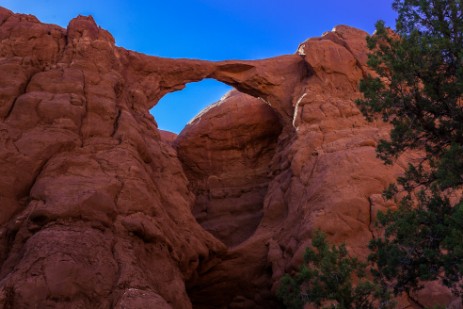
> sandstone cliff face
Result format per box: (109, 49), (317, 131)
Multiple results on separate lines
(176, 90), (282, 247)
(0, 7), (454, 309)
(0, 7), (228, 309)
(179, 25), (412, 309)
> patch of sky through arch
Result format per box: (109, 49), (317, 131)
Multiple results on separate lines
(151, 79), (232, 134)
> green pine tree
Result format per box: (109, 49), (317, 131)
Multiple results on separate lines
(357, 0), (463, 301)
(276, 231), (392, 309)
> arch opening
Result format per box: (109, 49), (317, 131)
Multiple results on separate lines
(152, 77), (284, 306)
(150, 78), (232, 135)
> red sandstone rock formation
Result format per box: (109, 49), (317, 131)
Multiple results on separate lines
(0, 6), (457, 308)
(176, 90), (282, 247)
(180, 25), (409, 309)
(0, 7), (228, 308)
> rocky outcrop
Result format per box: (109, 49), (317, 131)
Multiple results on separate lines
(0, 6), (308, 308)
(0, 6), (456, 309)
(179, 25), (413, 309)
(0, 7), (225, 309)
(176, 91), (282, 247)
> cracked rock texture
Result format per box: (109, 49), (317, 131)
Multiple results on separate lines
(0, 7), (456, 308)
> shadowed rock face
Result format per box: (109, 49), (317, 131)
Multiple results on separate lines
(0, 7), (456, 309)
(176, 91), (283, 248)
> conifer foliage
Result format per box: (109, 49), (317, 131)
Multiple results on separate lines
(357, 0), (463, 300)
(276, 231), (390, 309)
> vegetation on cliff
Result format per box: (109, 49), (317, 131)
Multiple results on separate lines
(359, 0), (463, 300)
(277, 231), (392, 309)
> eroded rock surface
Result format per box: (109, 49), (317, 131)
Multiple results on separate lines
(0, 7), (456, 309)
(176, 90), (282, 247)
(0, 7), (229, 309)
(179, 25), (404, 309)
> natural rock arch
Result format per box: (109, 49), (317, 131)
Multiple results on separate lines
(152, 78), (285, 248)
(2, 7), (444, 308)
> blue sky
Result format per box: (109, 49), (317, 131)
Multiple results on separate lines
(1, 0), (397, 133)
